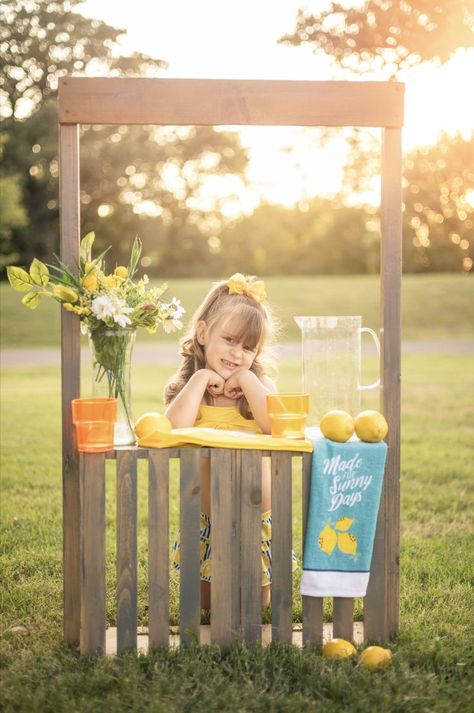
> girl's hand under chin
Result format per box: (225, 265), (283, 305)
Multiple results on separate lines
(223, 371), (245, 400)
(205, 369), (225, 398)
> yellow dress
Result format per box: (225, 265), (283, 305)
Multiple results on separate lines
(194, 404), (262, 431)
(171, 404), (298, 586)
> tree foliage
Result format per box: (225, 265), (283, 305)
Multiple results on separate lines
(403, 133), (474, 272)
(0, 0), (167, 121)
(0, 0), (249, 273)
(280, 0), (474, 77)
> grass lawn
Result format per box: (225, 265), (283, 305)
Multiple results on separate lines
(2, 272), (474, 347)
(1, 352), (473, 712)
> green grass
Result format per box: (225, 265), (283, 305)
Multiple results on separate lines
(2, 273), (473, 347)
(1, 354), (474, 712)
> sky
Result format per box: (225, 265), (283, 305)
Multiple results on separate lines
(78, 0), (474, 210)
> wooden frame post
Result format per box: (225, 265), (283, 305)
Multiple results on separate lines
(58, 77), (404, 645)
(365, 128), (402, 640)
(59, 123), (81, 646)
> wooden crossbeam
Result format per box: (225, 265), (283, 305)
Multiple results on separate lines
(58, 77), (404, 127)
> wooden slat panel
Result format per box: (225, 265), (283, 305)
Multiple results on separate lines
(80, 453), (106, 654)
(365, 127), (402, 642)
(301, 451), (324, 645)
(333, 598), (354, 641)
(116, 451), (137, 653)
(240, 450), (262, 643)
(179, 448), (202, 644)
(148, 451), (170, 648)
(106, 447), (149, 459)
(58, 78), (404, 128)
(271, 452), (293, 643)
(210, 449), (235, 647)
(59, 123), (81, 647)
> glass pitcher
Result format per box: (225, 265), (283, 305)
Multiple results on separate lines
(294, 316), (380, 426)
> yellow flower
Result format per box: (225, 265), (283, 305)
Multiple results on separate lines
(103, 274), (121, 288)
(82, 270), (98, 292)
(63, 303), (90, 316)
(114, 266), (128, 279)
(53, 284), (78, 303)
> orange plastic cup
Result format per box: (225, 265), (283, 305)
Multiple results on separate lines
(267, 393), (310, 439)
(71, 398), (118, 452)
(74, 420), (115, 453)
(72, 397), (118, 423)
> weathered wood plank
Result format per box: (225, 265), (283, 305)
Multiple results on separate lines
(59, 122), (81, 647)
(333, 598), (354, 641)
(365, 127), (402, 642)
(58, 78), (404, 128)
(106, 447), (149, 459)
(80, 453), (106, 654)
(240, 450), (262, 644)
(116, 451), (137, 653)
(179, 448), (202, 645)
(210, 449), (235, 647)
(301, 451), (324, 645)
(271, 452), (293, 643)
(148, 451), (170, 648)
(230, 450), (242, 632)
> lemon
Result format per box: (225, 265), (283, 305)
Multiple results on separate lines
(359, 646), (392, 670)
(134, 412), (172, 439)
(337, 531), (357, 556)
(318, 523), (338, 555)
(320, 410), (354, 442)
(354, 410), (388, 443)
(322, 638), (357, 659)
(335, 517), (353, 531)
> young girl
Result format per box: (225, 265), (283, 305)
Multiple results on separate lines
(164, 273), (295, 610)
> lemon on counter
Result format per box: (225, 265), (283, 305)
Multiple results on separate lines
(134, 412), (172, 439)
(359, 645), (392, 670)
(320, 410), (355, 442)
(354, 410), (388, 442)
(322, 638), (357, 659)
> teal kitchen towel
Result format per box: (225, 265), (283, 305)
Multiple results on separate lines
(301, 437), (387, 597)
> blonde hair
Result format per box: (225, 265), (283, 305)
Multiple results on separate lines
(164, 277), (276, 418)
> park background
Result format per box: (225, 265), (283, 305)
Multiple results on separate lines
(1, 1), (473, 712)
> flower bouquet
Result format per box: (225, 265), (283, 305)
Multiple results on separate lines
(7, 232), (185, 444)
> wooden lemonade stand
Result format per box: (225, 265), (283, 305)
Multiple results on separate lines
(58, 78), (403, 654)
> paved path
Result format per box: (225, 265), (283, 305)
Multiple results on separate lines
(1, 340), (473, 367)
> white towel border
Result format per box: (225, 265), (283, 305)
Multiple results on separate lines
(301, 570), (370, 598)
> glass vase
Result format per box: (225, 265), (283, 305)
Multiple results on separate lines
(88, 327), (137, 447)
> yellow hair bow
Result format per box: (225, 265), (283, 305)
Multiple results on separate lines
(226, 273), (267, 304)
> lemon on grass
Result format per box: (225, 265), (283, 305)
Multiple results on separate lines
(320, 410), (354, 442)
(322, 638), (357, 659)
(359, 646), (392, 670)
(354, 410), (388, 443)
(134, 412), (172, 439)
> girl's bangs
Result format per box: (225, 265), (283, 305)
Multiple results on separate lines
(219, 303), (266, 350)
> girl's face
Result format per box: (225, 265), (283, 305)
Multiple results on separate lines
(197, 316), (259, 380)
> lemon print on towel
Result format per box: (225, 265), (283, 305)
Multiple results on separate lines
(318, 516), (357, 556)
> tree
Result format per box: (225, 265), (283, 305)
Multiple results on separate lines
(0, 0), (249, 274)
(280, 1), (474, 273)
(219, 198), (380, 275)
(403, 133), (474, 272)
(280, 1), (474, 77)
(0, 0), (167, 121)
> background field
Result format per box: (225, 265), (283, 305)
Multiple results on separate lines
(1, 273), (473, 712)
(2, 273), (474, 348)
